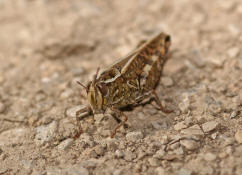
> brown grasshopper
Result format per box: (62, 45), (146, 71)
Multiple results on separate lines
(75, 32), (172, 138)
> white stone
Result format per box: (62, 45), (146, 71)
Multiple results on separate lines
(58, 138), (73, 150)
(35, 121), (57, 145)
(202, 121), (218, 132)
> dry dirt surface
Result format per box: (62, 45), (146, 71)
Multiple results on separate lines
(0, 0), (242, 175)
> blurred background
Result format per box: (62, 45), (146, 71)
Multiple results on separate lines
(0, 0), (242, 175)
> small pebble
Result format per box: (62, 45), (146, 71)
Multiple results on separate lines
(174, 121), (188, 131)
(181, 124), (204, 137)
(202, 121), (218, 133)
(0, 128), (30, 146)
(178, 94), (190, 113)
(60, 89), (73, 99)
(35, 121), (57, 145)
(126, 131), (144, 142)
(235, 130), (242, 143)
(94, 145), (105, 156)
(115, 150), (124, 158)
(155, 167), (166, 175)
(154, 149), (166, 159)
(203, 152), (217, 161)
(148, 157), (160, 166)
(161, 76), (174, 87)
(58, 138), (73, 150)
(124, 151), (136, 161)
(180, 139), (200, 150)
(227, 47), (240, 58)
(211, 132), (218, 139)
(178, 168), (192, 175)
(230, 111), (238, 119)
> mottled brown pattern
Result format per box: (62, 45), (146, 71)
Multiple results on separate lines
(76, 32), (171, 137)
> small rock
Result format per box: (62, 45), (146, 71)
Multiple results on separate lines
(227, 47), (240, 58)
(79, 134), (95, 147)
(115, 150), (124, 158)
(202, 121), (219, 132)
(230, 111), (238, 119)
(173, 147), (184, 155)
(155, 167), (166, 175)
(126, 131), (144, 142)
(58, 138), (73, 150)
(235, 130), (242, 143)
(178, 94), (190, 113)
(148, 157), (160, 166)
(94, 145), (105, 156)
(211, 132), (218, 139)
(66, 105), (88, 119)
(0, 102), (5, 113)
(154, 149), (166, 159)
(169, 142), (180, 150)
(0, 128), (30, 146)
(137, 112), (145, 120)
(203, 152), (217, 161)
(160, 135), (169, 144)
(124, 151), (136, 161)
(180, 139), (200, 150)
(60, 89), (73, 99)
(174, 121), (188, 131)
(218, 152), (228, 159)
(35, 121), (57, 145)
(65, 166), (89, 175)
(178, 168), (192, 175)
(161, 76), (174, 87)
(223, 137), (235, 146)
(181, 124), (204, 137)
(113, 169), (122, 175)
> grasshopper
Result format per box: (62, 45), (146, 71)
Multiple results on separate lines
(75, 32), (172, 138)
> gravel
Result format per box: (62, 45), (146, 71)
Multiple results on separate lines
(35, 121), (58, 145)
(235, 130), (242, 143)
(180, 139), (200, 150)
(202, 121), (219, 133)
(1, 0), (242, 174)
(126, 131), (144, 142)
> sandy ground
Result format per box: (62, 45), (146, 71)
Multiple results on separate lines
(0, 0), (242, 175)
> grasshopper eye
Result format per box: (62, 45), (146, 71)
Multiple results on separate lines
(97, 83), (108, 96)
(165, 35), (170, 43)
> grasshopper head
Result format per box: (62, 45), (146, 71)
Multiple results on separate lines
(157, 33), (171, 55)
(78, 68), (108, 114)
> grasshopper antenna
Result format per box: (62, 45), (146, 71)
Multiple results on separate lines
(76, 81), (87, 91)
(93, 67), (100, 85)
